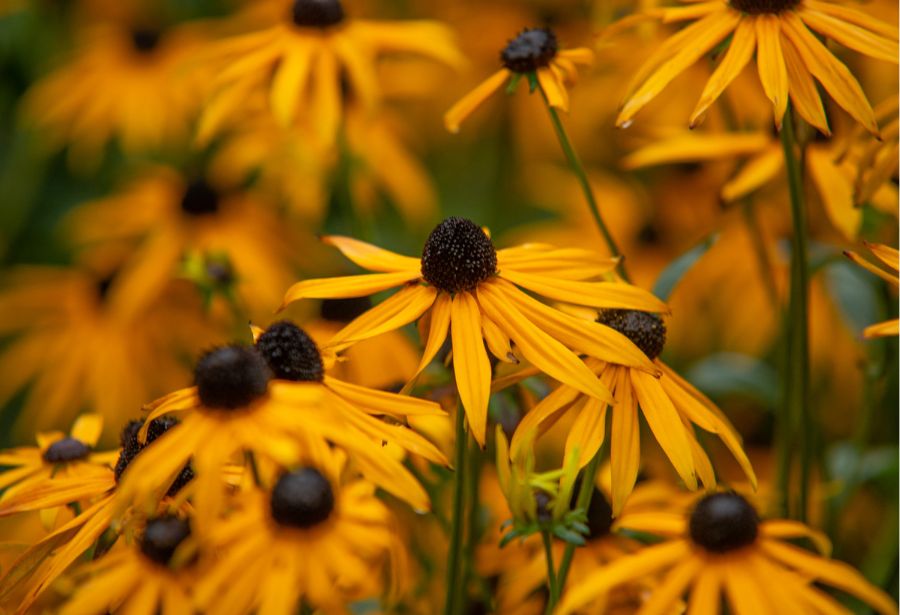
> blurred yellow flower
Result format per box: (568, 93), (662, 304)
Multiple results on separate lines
(844, 242), (899, 338)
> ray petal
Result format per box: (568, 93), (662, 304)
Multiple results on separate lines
(450, 292), (491, 446)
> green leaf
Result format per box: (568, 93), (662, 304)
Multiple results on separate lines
(685, 352), (777, 407)
(552, 526), (586, 546)
(652, 233), (718, 301)
(506, 73), (522, 95)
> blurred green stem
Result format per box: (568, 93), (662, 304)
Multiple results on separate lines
(444, 406), (468, 615)
(539, 87), (629, 282)
(541, 531), (560, 605)
(777, 107), (811, 522)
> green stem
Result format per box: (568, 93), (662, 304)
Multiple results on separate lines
(444, 406), (468, 615)
(539, 87), (629, 282)
(541, 531), (559, 605)
(778, 108), (811, 522)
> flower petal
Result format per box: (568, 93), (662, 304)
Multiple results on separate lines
(321, 235), (421, 273)
(800, 8), (898, 64)
(690, 17), (757, 127)
(755, 15), (790, 128)
(781, 35), (830, 134)
(327, 284), (437, 349)
(450, 292), (491, 446)
(70, 414), (103, 447)
(280, 271), (422, 311)
(500, 269), (669, 313)
(444, 69), (509, 134)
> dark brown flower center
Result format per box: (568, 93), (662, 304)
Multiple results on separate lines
(729, 0), (800, 14)
(596, 309), (666, 360)
(180, 180), (220, 216)
(270, 468), (335, 528)
(140, 515), (191, 566)
(255, 321), (324, 382)
(115, 418), (194, 496)
(421, 217), (497, 293)
(292, 0), (344, 28)
(131, 28), (161, 53)
(501, 28), (558, 73)
(585, 488), (614, 539)
(195, 345), (271, 409)
(43, 437), (91, 463)
(689, 492), (759, 553)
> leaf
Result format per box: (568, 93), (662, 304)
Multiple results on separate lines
(652, 233), (719, 301)
(552, 526), (586, 546)
(684, 352), (778, 407)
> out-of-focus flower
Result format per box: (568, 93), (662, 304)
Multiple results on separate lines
(198, 0), (462, 147)
(845, 242), (899, 338)
(851, 95), (899, 205)
(559, 490), (898, 614)
(279, 217), (667, 445)
(511, 308), (756, 514)
(614, 0), (898, 133)
(193, 453), (395, 613)
(22, 22), (208, 167)
(444, 27), (593, 133)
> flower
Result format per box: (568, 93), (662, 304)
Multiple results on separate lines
(614, 0), (898, 133)
(510, 309), (757, 514)
(844, 242), (899, 337)
(57, 514), (195, 615)
(278, 217), (668, 445)
(22, 21), (207, 166)
(198, 0), (462, 146)
(557, 491), (898, 615)
(193, 453), (396, 613)
(444, 27), (594, 133)
(118, 332), (447, 526)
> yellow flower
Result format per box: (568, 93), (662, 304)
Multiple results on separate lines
(279, 217), (668, 445)
(558, 491), (898, 615)
(198, 0), (462, 147)
(851, 95), (899, 205)
(844, 242), (899, 337)
(22, 22), (207, 167)
(444, 28), (594, 133)
(119, 330), (447, 527)
(615, 0), (898, 133)
(57, 514), (195, 615)
(193, 451), (395, 613)
(510, 309), (756, 515)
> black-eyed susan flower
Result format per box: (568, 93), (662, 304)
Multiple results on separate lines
(193, 453), (395, 613)
(558, 491), (898, 615)
(279, 217), (668, 445)
(444, 27), (594, 133)
(845, 242), (899, 338)
(57, 514), (195, 615)
(615, 0), (898, 133)
(22, 21), (207, 166)
(118, 333), (446, 527)
(511, 309), (757, 515)
(198, 0), (462, 146)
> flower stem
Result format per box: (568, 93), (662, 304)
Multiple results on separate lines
(541, 531), (559, 604)
(539, 88), (629, 282)
(777, 107), (811, 522)
(444, 406), (468, 615)
(545, 442), (604, 614)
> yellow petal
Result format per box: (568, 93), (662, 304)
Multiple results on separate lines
(410, 292), (451, 380)
(755, 15), (790, 128)
(844, 250), (898, 285)
(623, 132), (770, 170)
(537, 67), (568, 111)
(481, 316), (515, 363)
(761, 519), (832, 555)
(564, 397), (607, 469)
(327, 284), (437, 349)
(721, 144), (784, 202)
(270, 44), (314, 126)
(321, 235), (422, 272)
(444, 69), (509, 134)
(610, 368), (641, 516)
(690, 17), (757, 127)
(865, 242), (900, 271)
(800, 8), (898, 64)
(557, 47), (595, 65)
(722, 557), (773, 615)
(806, 146), (860, 239)
(781, 35), (830, 134)
(280, 270), (421, 310)
(687, 568), (722, 615)
(640, 556), (703, 615)
(510, 384), (582, 460)
(500, 269), (669, 313)
(324, 377), (445, 417)
(805, 0), (898, 38)
(864, 318), (900, 338)
(450, 292), (491, 446)
(70, 414), (103, 447)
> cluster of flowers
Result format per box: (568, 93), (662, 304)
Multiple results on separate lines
(0, 0), (896, 613)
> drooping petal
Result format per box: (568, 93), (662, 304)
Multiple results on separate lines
(805, 0), (899, 39)
(481, 316), (515, 363)
(800, 8), (898, 64)
(755, 15), (790, 128)
(639, 556), (703, 615)
(721, 144), (784, 202)
(70, 414), (103, 447)
(444, 69), (509, 134)
(761, 519), (832, 555)
(410, 292), (451, 380)
(686, 568), (722, 615)
(321, 236), (421, 272)
(690, 17), (757, 127)
(280, 271), (422, 310)
(450, 292), (491, 446)
(723, 557), (775, 615)
(623, 132), (770, 170)
(537, 67), (568, 111)
(324, 377), (444, 417)
(510, 384), (582, 460)
(328, 284), (437, 350)
(807, 146), (860, 239)
(781, 36), (830, 134)
(270, 43), (314, 126)
(864, 319), (900, 338)
(610, 367), (641, 516)
(563, 397), (607, 469)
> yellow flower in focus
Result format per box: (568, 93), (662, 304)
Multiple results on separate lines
(845, 242), (899, 338)
(511, 309), (756, 515)
(445, 28), (594, 133)
(615, 0), (898, 133)
(558, 491), (898, 615)
(193, 452), (395, 614)
(279, 218), (668, 446)
(22, 22), (207, 166)
(198, 0), (462, 147)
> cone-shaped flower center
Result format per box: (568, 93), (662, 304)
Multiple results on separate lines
(270, 468), (335, 528)
(115, 418), (195, 495)
(131, 28), (162, 53)
(292, 0), (345, 27)
(180, 179), (220, 216)
(421, 217), (497, 293)
(689, 492), (759, 553)
(585, 488), (614, 539)
(320, 297), (372, 323)
(256, 321), (324, 382)
(195, 345), (271, 409)
(729, 0), (800, 14)
(596, 309), (666, 360)
(140, 515), (191, 566)
(501, 28), (558, 73)
(43, 437), (91, 463)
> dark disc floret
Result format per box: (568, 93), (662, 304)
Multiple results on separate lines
(140, 515), (191, 566)
(501, 28), (558, 73)
(596, 309), (667, 360)
(115, 417), (194, 496)
(255, 321), (324, 382)
(43, 437), (91, 464)
(180, 179), (220, 216)
(421, 217), (497, 294)
(584, 488), (614, 539)
(131, 28), (162, 53)
(729, 0), (800, 14)
(320, 296), (372, 323)
(292, 0), (345, 28)
(689, 492), (759, 553)
(195, 345), (271, 409)
(270, 468), (335, 529)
